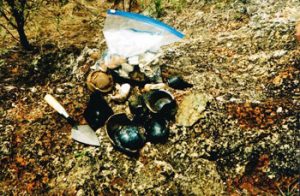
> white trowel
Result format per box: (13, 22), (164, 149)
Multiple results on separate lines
(44, 94), (100, 146)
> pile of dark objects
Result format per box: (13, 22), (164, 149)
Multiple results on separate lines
(83, 51), (192, 156)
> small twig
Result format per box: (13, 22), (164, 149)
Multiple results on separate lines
(97, 39), (106, 49)
(73, 0), (99, 16)
(288, 179), (299, 195)
(99, 39), (105, 46)
(143, 53), (162, 67)
(0, 10), (17, 28)
(138, 2), (151, 14)
(24, 9), (31, 23)
(0, 23), (19, 42)
(275, 184), (286, 196)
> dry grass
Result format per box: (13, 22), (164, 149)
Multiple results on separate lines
(0, 0), (187, 50)
(0, 1), (112, 50)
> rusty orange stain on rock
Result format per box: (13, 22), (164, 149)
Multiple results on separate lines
(8, 102), (44, 122)
(226, 101), (283, 129)
(42, 176), (49, 184)
(16, 156), (27, 166)
(26, 182), (35, 193)
(227, 154), (299, 195)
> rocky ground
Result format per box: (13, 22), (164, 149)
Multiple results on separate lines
(0, 0), (299, 195)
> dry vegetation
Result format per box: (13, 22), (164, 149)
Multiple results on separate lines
(0, 0), (299, 195)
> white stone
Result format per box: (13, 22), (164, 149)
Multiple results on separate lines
(276, 107), (283, 113)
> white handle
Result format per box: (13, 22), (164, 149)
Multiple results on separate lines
(44, 94), (69, 118)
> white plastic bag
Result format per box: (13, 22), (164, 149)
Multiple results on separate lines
(103, 9), (184, 58)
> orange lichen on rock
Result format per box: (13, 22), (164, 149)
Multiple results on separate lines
(26, 182), (35, 193)
(16, 156), (27, 167)
(227, 154), (299, 195)
(226, 101), (283, 129)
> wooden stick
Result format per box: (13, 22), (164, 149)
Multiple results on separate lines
(0, 23), (19, 42)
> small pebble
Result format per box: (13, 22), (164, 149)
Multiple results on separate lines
(90, 51), (100, 60)
(56, 87), (64, 93)
(121, 63), (134, 73)
(276, 107), (283, 113)
(30, 87), (37, 93)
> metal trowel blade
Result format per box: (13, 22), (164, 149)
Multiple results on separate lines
(71, 125), (100, 146)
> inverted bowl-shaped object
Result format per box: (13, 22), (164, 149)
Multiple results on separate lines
(106, 113), (146, 155)
(145, 118), (169, 144)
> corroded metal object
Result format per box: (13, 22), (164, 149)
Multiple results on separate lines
(86, 71), (114, 93)
(106, 113), (146, 155)
(83, 91), (113, 130)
